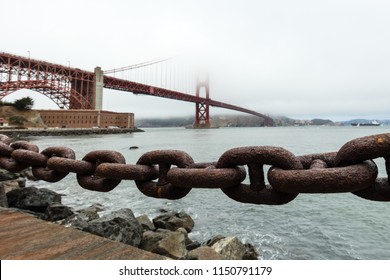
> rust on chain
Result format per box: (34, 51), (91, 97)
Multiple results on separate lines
(335, 133), (390, 166)
(217, 146), (303, 190)
(269, 160), (378, 193)
(96, 163), (158, 181)
(216, 146), (302, 204)
(189, 162), (217, 168)
(135, 150), (194, 199)
(222, 184), (298, 205)
(353, 178), (390, 201)
(11, 150), (48, 166)
(77, 150), (126, 192)
(0, 132), (390, 204)
(297, 152), (337, 169)
(47, 157), (95, 175)
(167, 166), (246, 189)
(32, 147), (76, 182)
(334, 133), (390, 201)
(309, 159), (328, 169)
(0, 142), (14, 156)
(0, 141), (39, 172)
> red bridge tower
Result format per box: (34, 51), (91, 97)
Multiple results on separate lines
(194, 77), (210, 128)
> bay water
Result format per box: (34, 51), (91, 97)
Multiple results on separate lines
(27, 126), (390, 260)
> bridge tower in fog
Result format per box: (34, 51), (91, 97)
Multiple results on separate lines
(194, 77), (210, 128)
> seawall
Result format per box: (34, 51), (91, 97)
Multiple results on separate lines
(0, 127), (143, 138)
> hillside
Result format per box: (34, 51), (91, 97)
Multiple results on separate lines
(0, 106), (45, 128)
(136, 115), (295, 127)
(136, 115), (376, 127)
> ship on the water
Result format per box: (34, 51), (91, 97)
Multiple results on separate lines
(351, 120), (381, 126)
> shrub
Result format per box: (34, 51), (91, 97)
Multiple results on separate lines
(9, 116), (27, 125)
(14, 97), (34, 110)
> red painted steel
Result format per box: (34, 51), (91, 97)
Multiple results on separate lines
(0, 52), (273, 125)
(194, 79), (210, 128)
(0, 52), (94, 109)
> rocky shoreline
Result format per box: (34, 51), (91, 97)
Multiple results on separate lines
(0, 168), (260, 260)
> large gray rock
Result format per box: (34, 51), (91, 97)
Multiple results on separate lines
(153, 211), (195, 232)
(58, 203), (104, 230)
(0, 168), (18, 181)
(136, 214), (155, 231)
(187, 246), (223, 260)
(19, 167), (37, 181)
(59, 213), (90, 230)
(0, 167), (36, 181)
(186, 241), (201, 251)
(45, 203), (74, 221)
(211, 236), (248, 260)
(16, 178), (26, 188)
(76, 203), (105, 222)
(243, 243), (260, 260)
(0, 185), (8, 207)
(140, 230), (170, 251)
(206, 234), (226, 247)
(6, 186), (61, 213)
(85, 208), (143, 247)
(140, 229), (187, 259)
(0, 180), (20, 194)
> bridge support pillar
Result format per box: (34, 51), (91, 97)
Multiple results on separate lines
(193, 78), (211, 129)
(94, 66), (103, 110)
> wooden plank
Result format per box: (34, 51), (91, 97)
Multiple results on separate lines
(0, 208), (168, 260)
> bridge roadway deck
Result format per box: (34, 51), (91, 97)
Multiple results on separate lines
(0, 208), (167, 260)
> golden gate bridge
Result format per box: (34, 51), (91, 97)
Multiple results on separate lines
(0, 52), (273, 127)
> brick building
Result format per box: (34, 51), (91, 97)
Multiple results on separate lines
(37, 110), (134, 129)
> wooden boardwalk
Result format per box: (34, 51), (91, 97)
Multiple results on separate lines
(0, 208), (167, 260)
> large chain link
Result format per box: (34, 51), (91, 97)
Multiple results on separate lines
(1, 132), (390, 204)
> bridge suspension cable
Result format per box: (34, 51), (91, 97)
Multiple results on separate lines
(103, 56), (198, 96)
(103, 57), (172, 74)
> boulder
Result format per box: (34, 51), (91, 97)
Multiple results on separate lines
(16, 178), (26, 188)
(76, 203), (104, 221)
(186, 241), (201, 251)
(243, 243), (260, 260)
(140, 230), (170, 251)
(0, 168), (18, 181)
(19, 167), (37, 181)
(153, 211), (194, 232)
(45, 203), (74, 221)
(136, 214), (156, 231)
(0, 185), (8, 207)
(211, 236), (247, 260)
(187, 246), (223, 260)
(206, 234), (226, 247)
(140, 229), (187, 259)
(59, 214), (90, 230)
(176, 227), (193, 246)
(85, 208), (143, 247)
(6, 186), (61, 213)
(0, 180), (20, 193)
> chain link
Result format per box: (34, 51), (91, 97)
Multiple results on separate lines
(0, 133), (390, 204)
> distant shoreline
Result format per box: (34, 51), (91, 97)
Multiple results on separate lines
(0, 127), (144, 138)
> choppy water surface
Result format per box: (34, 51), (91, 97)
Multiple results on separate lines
(28, 126), (390, 259)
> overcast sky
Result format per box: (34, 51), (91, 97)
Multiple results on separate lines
(1, 0), (390, 121)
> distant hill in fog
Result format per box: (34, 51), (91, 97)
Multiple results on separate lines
(135, 115), (390, 128)
(136, 115), (271, 127)
(341, 119), (390, 126)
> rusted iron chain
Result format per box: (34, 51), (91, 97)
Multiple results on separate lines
(0, 132), (390, 205)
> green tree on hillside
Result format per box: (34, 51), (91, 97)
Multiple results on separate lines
(14, 97), (34, 110)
